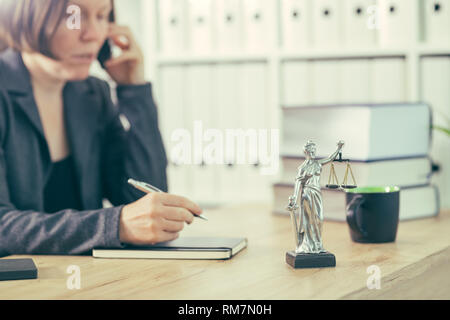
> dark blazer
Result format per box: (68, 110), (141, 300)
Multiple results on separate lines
(0, 49), (168, 257)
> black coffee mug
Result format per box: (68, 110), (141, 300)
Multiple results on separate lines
(345, 186), (400, 243)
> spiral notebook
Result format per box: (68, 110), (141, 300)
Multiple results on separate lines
(93, 237), (248, 260)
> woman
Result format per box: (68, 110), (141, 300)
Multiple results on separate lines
(0, 0), (202, 257)
(287, 140), (344, 254)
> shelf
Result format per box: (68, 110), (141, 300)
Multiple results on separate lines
(417, 45), (450, 56)
(279, 47), (408, 60)
(154, 45), (450, 65)
(155, 53), (269, 65)
(279, 45), (449, 60)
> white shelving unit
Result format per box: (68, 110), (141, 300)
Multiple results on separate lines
(141, 1), (450, 101)
(134, 0), (450, 208)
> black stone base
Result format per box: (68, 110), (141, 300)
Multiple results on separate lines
(286, 251), (336, 269)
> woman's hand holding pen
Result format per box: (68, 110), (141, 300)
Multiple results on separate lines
(119, 193), (203, 245)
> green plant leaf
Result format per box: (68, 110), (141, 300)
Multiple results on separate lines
(433, 126), (450, 136)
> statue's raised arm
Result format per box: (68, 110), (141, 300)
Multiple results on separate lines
(319, 140), (345, 165)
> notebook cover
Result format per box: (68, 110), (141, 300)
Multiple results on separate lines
(125, 237), (246, 250)
(93, 237), (248, 259)
(0, 259), (38, 281)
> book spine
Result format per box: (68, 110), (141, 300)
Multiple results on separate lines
(0, 270), (37, 281)
(279, 155), (433, 163)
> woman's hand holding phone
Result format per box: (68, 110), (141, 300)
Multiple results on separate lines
(103, 24), (146, 85)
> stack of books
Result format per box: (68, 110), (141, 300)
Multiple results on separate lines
(273, 103), (440, 221)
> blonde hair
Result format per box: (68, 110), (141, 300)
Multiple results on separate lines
(0, 0), (69, 57)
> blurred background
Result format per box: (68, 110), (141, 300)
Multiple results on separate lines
(93, 0), (449, 213)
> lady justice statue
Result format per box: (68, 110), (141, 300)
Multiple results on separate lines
(285, 140), (345, 268)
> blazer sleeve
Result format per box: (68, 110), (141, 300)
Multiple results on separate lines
(0, 91), (124, 257)
(98, 81), (168, 205)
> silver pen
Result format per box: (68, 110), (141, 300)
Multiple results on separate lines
(127, 179), (208, 221)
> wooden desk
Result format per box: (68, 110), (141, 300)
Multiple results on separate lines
(1, 204), (449, 300)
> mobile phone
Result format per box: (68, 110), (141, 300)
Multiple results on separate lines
(97, 39), (112, 68)
(97, 3), (115, 68)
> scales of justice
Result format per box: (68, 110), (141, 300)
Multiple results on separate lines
(285, 140), (357, 268)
